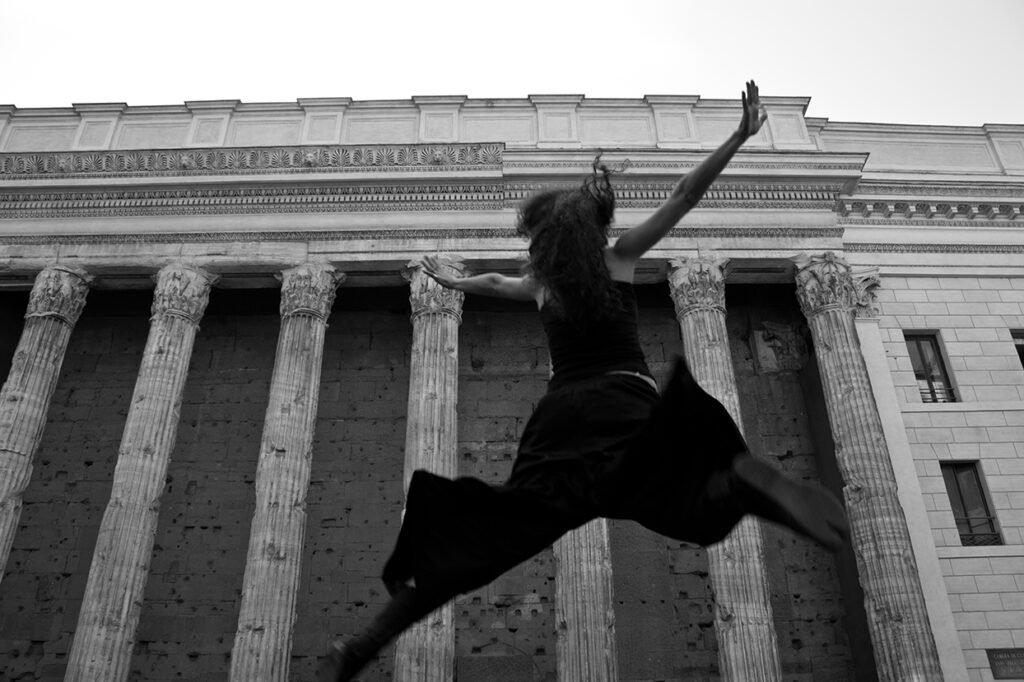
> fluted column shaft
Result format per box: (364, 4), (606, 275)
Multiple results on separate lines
(668, 257), (782, 682)
(795, 252), (941, 681)
(230, 263), (344, 682)
(554, 518), (618, 682)
(65, 264), (216, 682)
(393, 256), (465, 682)
(0, 266), (91, 581)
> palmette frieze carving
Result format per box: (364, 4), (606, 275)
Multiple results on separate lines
(0, 143), (504, 178)
(0, 225), (844, 246)
(404, 256), (467, 322)
(667, 256), (727, 316)
(25, 266), (93, 326)
(150, 264), (217, 324)
(793, 252), (859, 317)
(848, 242), (1024, 254)
(278, 263), (345, 320)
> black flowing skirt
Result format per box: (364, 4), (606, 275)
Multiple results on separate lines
(381, 357), (748, 598)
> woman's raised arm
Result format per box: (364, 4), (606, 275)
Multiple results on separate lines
(612, 80), (768, 262)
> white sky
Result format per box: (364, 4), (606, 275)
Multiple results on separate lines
(3, 0), (1022, 126)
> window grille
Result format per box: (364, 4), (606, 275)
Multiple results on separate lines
(905, 333), (957, 403)
(940, 462), (1002, 546)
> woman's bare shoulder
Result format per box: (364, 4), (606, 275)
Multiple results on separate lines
(603, 245), (636, 282)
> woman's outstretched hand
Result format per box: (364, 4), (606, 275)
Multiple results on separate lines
(421, 254), (460, 289)
(738, 80), (768, 140)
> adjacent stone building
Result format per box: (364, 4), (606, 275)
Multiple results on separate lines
(0, 94), (1021, 682)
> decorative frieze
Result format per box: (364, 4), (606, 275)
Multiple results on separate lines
(0, 143), (504, 178)
(0, 225), (845, 247)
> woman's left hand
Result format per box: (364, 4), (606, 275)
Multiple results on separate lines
(421, 254), (459, 289)
(738, 80), (768, 139)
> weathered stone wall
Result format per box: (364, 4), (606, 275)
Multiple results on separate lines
(727, 284), (862, 681)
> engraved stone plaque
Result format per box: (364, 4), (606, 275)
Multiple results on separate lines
(988, 649), (1024, 680)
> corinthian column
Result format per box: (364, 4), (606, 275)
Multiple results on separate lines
(554, 519), (618, 682)
(230, 263), (345, 682)
(667, 257), (782, 682)
(794, 252), (941, 681)
(393, 255), (465, 682)
(65, 264), (216, 682)
(0, 266), (92, 582)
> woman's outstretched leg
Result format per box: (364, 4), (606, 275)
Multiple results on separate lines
(316, 585), (447, 682)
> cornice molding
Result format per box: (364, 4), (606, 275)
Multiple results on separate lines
(0, 225), (844, 246)
(847, 242), (1024, 254)
(838, 200), (1022, 222)
(0, 143), (505, 179)
(0, 182), (843, 219)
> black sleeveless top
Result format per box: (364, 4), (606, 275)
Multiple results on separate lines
(540, 281), (653, 390)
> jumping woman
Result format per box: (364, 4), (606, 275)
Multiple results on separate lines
(318, 80), (849, 681)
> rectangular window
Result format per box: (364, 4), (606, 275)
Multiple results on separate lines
(1012, 331), (1024, 369)
(940, 462), (1002, 546)
(905, 333), (957, 402)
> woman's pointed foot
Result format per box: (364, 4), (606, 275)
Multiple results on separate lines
(732, 454), (850, 552)
(316, 640), (367, 682)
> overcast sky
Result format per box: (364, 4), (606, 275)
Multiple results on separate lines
(3, 0), (1022, 126)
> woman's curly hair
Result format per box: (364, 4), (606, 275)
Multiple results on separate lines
(516, 156), (626, 325)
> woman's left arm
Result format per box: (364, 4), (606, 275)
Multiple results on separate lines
(420, 255), (537, 301)
(612, 80), (768, 261)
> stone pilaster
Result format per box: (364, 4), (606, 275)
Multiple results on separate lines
(65, 264), (216, 682)
(667, 257), (782, 682)
(393, 256), (465, 682)
(553, 518), (618, 682)
(230, 263), (345, 682)
(794, 252), (942, 681)
(0, 266), (92, 582)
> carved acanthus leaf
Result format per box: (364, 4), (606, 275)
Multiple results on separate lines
(26, 266), (93, 326)
(793, 251), (858, 316)
(150, 265), (218, 324)
(278, 263), (346, 320)
(667, 256), (727, 317)
(404, 256), (467, 322)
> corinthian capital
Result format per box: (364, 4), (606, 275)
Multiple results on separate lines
(150, 264), (218, 324)
(278, 262), (346, 320)
(793, 252), (860, 317)
(26, 265), (93, 326)
(403, 255), (467, 322)
(667, 256), (727, 318)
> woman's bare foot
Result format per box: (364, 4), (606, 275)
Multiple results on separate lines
(731, 453), (850, 552)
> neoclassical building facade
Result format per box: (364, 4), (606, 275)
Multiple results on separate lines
(0, 95), (1021, 682)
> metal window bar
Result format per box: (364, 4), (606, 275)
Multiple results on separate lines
(906, 334), (957, 403)
(919, 386), (957, 402)
(942, 462), (1003, 547)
